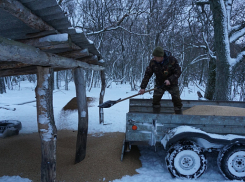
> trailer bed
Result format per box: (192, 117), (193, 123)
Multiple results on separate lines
(126, 99), (245, 145)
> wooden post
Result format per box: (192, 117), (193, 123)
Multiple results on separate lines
(99, 70), (106, 124)
(74, 68), (88, 163)
(35, 66), (57, 182)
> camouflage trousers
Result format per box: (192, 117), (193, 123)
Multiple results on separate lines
(152, 85), (183, 111)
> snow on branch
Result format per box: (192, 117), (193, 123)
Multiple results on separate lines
(202, 32), (216, 59)
(196, 1), (210, 6)
(190, 54), (208, 65)
(229, 22), (245, 43)
(85, 26), (149, 36)
(78, 13), (149, 36)
(187, 44), (207, 49)
(230, 51), (245, 66)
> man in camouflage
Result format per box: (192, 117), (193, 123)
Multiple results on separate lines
(139, 46), (183, 114)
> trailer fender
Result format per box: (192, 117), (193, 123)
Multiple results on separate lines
(161, 126), (245, 150)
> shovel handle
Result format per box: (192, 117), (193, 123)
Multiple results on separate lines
(116, 88), (156, 103)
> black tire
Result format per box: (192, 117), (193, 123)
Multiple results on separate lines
(218, 144), (245, 180)
(0, 120), (22, 138)
(165, 141), (207, 179)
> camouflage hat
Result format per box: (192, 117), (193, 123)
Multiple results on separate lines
(152, 46), (164, 57)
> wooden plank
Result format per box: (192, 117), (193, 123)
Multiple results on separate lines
(0, 0), (55, 31)
(74, 68), (88, 164)
(19, 34), (71, 47)
(25, 30), (58, 39)
(0, 66), (37, 77)
(77, 55), (99, 65)
(35, 66), (57, 182)
(19, 34), (81, 53)
(0, 61), (30, 69)
(0, 36), (104, 71)
(57, 49), (90, 59)
(0, 65), (69, 77)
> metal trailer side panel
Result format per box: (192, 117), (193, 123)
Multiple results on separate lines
(126, 112), (245, 146)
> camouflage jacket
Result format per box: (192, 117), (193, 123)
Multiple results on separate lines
(140, 51), (182, 89)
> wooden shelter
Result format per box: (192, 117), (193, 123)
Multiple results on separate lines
(0, 0), (105, 181)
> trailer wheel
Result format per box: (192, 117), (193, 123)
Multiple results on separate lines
(218, 144), (245, 180)
(165, 141), (207, 179)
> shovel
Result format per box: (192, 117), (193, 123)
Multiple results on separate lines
(98, 88), (156, 108)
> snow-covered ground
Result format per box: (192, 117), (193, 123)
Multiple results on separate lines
(0, 81), (240, 182)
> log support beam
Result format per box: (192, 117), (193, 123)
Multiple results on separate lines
(57, 49), (90, 59)
(0, 36), (104, 71)
(74, 68), (88, 163)
(18, 33), (81, 52)
(35, 66), (57, 182)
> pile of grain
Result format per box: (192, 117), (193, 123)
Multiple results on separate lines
(183, 105), (245, 116)
(63, 97), (97, 111)
(0, 131), (141, 182)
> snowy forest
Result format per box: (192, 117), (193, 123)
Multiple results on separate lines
(0, 0), (245, 101)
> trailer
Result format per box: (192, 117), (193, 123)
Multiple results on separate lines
(121, 99), (245, 180)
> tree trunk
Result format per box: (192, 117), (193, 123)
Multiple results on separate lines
(74, 68), (88, 163)
(210, 0), (231, 100)
(204, 57), (216, 100)
(0, 77), (6, 94)
(88, 70), (94, 92)
(5, 76), (13, 90)
(35, 66), (57, 182)
(54, 71), (59, 90)
(65, 70), (68, 90)
(99, 70), (106, 124)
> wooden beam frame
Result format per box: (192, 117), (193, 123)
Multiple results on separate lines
(77, 55), (99, 65)
(0, 36), (104, 71)
(0, 0), (55, 31)
(0, 66), (37, 77)
(57, 49), (90, 59)
(18, 33), (81, 52)
(25, 30), (58, 39)
(0, 61), (30, 69)
(35, 66), (57, 181)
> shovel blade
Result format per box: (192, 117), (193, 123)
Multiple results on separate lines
(98, 100), (118, 108)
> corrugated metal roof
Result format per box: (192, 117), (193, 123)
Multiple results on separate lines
(0, 0), (103, 76)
